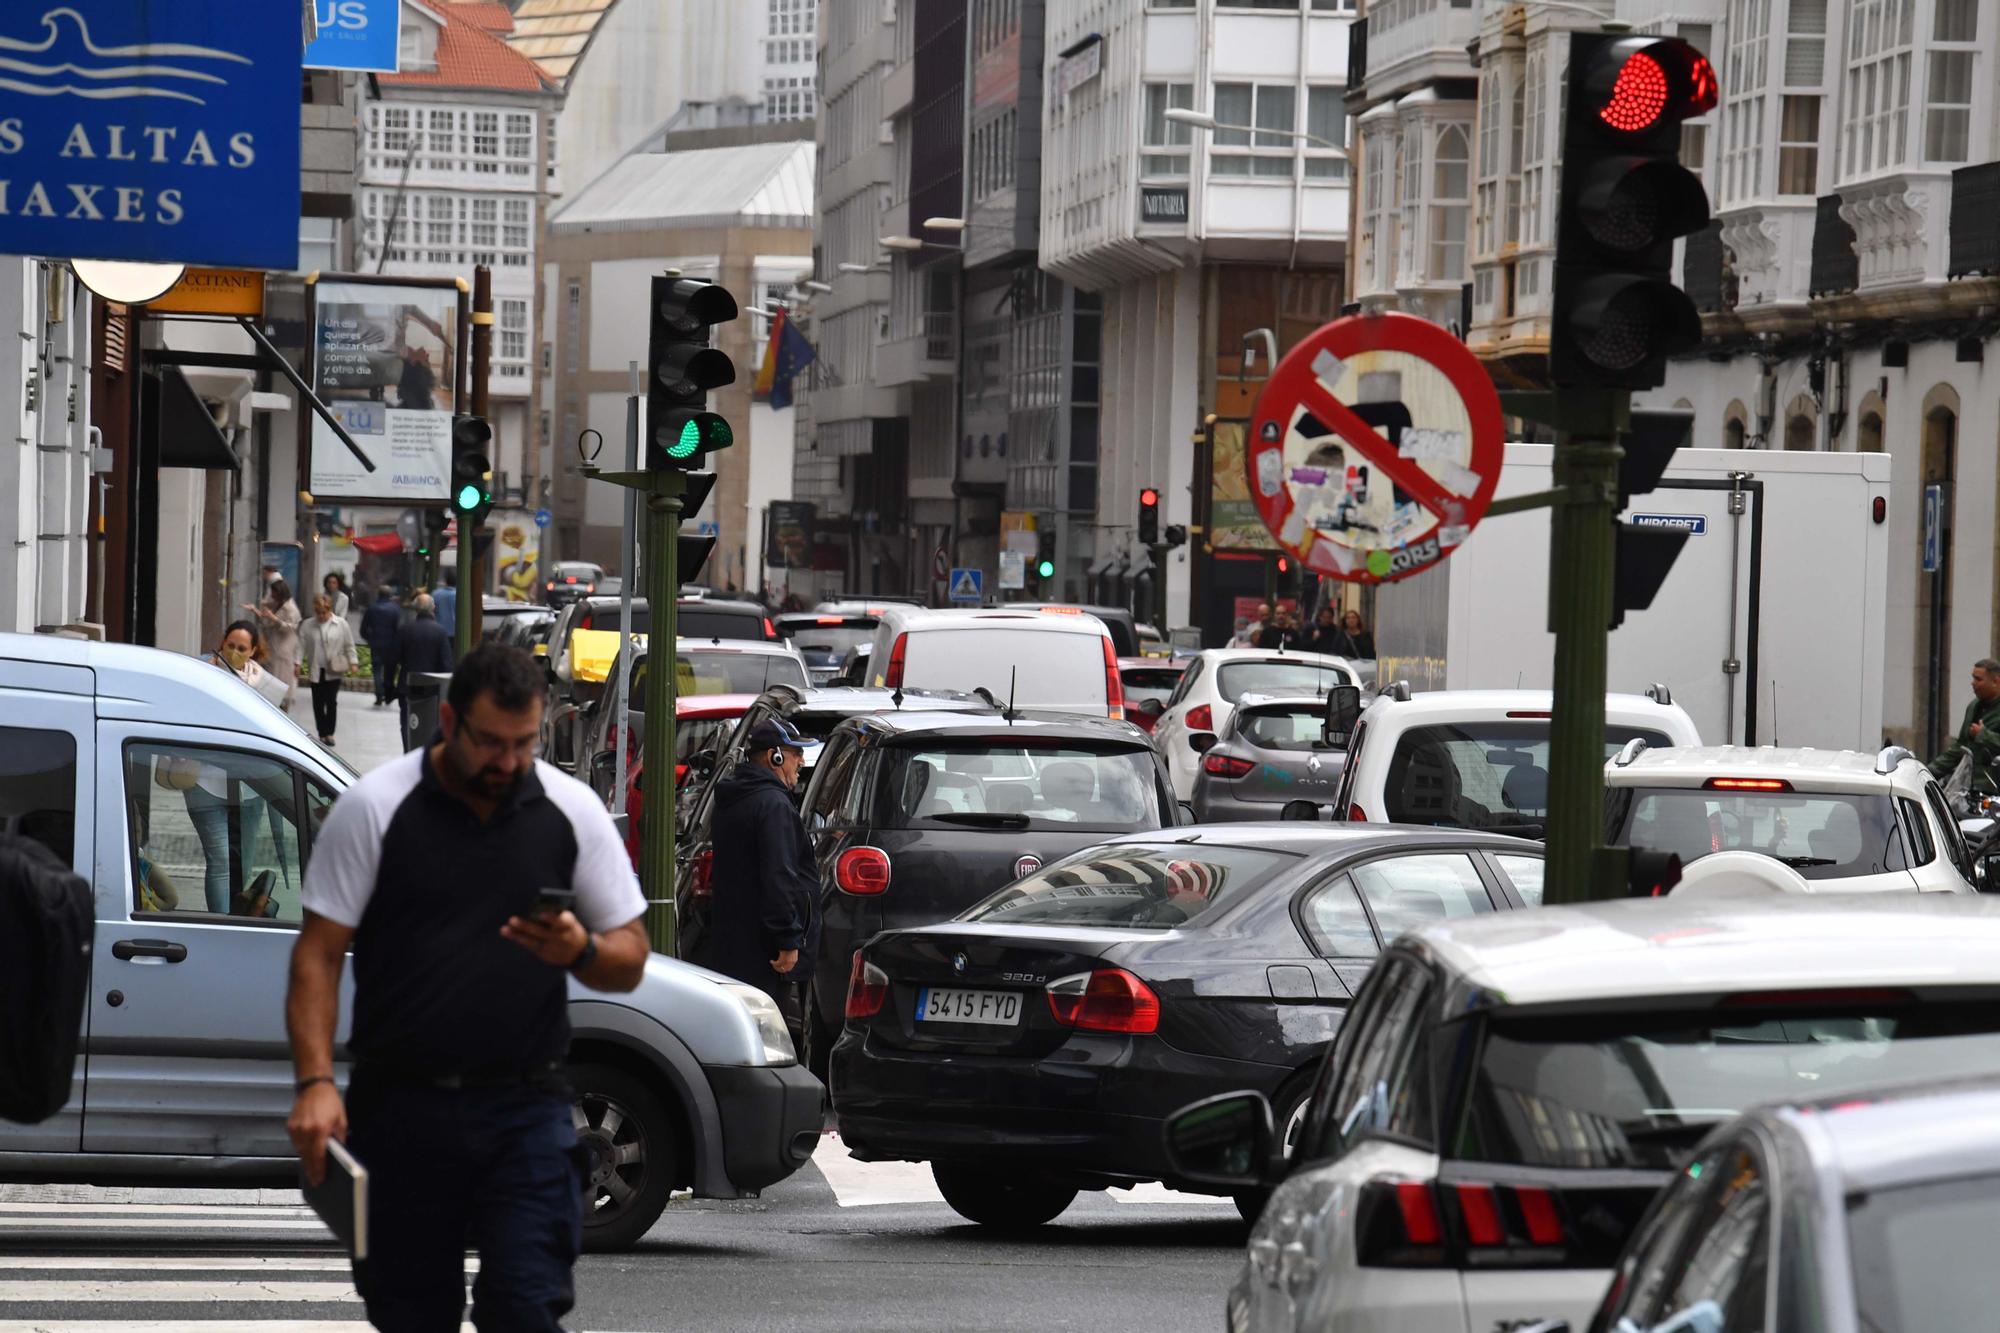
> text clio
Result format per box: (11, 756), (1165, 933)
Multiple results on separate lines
(0, 121), (259, 225)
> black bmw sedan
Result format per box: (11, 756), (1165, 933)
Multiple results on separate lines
(829, 824), (1545, 1229)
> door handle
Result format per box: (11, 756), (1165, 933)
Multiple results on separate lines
(112, 938), (188, 963)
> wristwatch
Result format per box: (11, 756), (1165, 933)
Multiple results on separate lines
(569, 932), (599, 975)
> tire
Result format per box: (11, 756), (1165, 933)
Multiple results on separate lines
(569, 1062), (682, 1252)
(1232, 1075), (1315, 1226)
(932, 1162), (1077, 1231)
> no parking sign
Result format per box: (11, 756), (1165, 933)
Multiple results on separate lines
(1246, 313), (1504, 583)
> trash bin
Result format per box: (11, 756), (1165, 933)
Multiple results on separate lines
(403, 672), (452, 753)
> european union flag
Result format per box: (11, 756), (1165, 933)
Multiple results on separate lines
(768, 315), (817, 412)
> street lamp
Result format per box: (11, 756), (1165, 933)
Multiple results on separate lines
(837, 261), (882, 273)
(799, 280), (834, 294)
(1164, 106), (1348, 156)
(922, 216), (967, 231)
(879, 234), (960, 252)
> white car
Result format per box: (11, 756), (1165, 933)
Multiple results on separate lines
(1605, 742), (1977, 893)
(1149, 649), (1357, 801)
(859, 605), (1125, 718)
(1331, 686), (1701, 834)
(1163, 893), (2000, 1333)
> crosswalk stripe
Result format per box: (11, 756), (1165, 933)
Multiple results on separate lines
(0, 1325), (401, 1333)
(0, 1256), (480, 1273)
(810, 1134), (942, 1207)
(0, 1280), (358, 1302)
(0, 1202), (319, 1217)
(0, 1216), (329, 1230)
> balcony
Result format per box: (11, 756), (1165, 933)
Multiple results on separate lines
(1949, 162), (2000, 279)
(876, 311), (956, 388)
(1836, 170), (1955, 291)
(1355, 0), (1478, 101)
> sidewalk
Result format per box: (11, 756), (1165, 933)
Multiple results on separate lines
(288, 686), (406, 774)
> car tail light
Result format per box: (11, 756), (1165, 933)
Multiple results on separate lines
(578, 615), (593, 631)
(883, 633), (909, 688)
(1505, 710), (1553, 719)
(674, 762), (689, 787)
(1102, 636), (1125, 721)
(1705, 776), (1792, 792)
(1358, 1178), (1581, 1268)
(817, 616), (844, 625)
(1395, 1182), (1443, 1245)
(1514, 1186), (1565, 1247)
(845, 951), (888, 1018)
(689, 847), (714, 899)
(1347, 804), (1368, 822)
(835, 846), (891, 895)
(1202, 753), (1254, 778)
(1045, 968), (1160, 1034)
(1455, 1184), (1505, 1247)
(1186, 704), (1213, 733)
(764, 617), (778, 639)
(565, 576), (578, 584)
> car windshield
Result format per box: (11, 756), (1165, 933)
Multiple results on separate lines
(671, 651), (809, 696)
(900, 630), (1108, 712)
(1216, 659), (1350, 704)
(1236, 705), (1331, 751)
(1383, 721), (1672, 832)
(679, 607), (768, 640)
(1608, 788), (1909, 879)
(779, 620), (874, 664)
(963, 843), (1293, 930)
(877, 742), (1163, 832)
(676, 717), (736, 762)
(1848, 1172), (2000, 1331)
(1121, 667), (1184, 711)
(571, 604), (650, 637)
(1453, 1001), (2000, 1171)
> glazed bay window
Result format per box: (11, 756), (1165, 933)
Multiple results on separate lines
(500, 300), (528, 364)
(1142, 83), (1194, 178)
(1213, 83), (1297, 178)
(1778, 95), (1820, 194)
(1924, 0), (1978, 164)
(1843, 0), (1913, 176)
(1430, 124), (1470, 282)
(1304, 87), (1347, 180)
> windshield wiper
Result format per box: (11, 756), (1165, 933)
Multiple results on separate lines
(1773, 856), (1836, 867)
(925, 811), (1031, 828)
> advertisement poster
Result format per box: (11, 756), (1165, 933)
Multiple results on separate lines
(305, 278), (460, 505)
(305, 0), (401, 73)
(492, 517), (541, 603)
(1210, 422), (1276, 550)
(767, 501), (816, 569)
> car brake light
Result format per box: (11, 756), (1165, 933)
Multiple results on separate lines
(884, 632), (908, 688)
(1045, 968), (1160, 1034)
(1504, 710), (1552, 719)
(765, 617), (777, 638)
(1705, 777), (1792, 791)
(1360, 1178), (1575, 1268)
(1396, 1182), (1442, 1246)
(1455, 1184), (1505, 1247)
(835, 846), (892, 895)
(1347, 804), (1368, 822)
(1186, 704), (1213, 733)
(690, 847), (713, 899)
(1515, 1186), (1565, 1247)
(816, 616), (845, 625)
(1202, 753), (1254, 778)
(1102, 635), (1125, 721)
(845, 952), (888, 1018)
(565, 576), (578, 584)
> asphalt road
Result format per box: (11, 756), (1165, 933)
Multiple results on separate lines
(0, 1137), (1246, 1332)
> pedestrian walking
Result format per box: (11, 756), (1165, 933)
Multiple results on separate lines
(361, 588), (402, 705)
(1930, 658), (2000, 795)
(246, 579), (303, 709)
(1227, 617), (1256, 649)
(389, 593), (456, 743)
(1256, 606), (1302, 651)
(300, 595), (360, 746)
(697, 718), (817, 1025)
(286, 644), (648, 1332)
(322, 573), (351, 622)
(432, 572), (458, 634)
(1331, 609), (1376, 660)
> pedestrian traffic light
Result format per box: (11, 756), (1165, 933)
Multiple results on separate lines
(1550, 32), (1716, 389)
(1138, 487), (1160, 545)
(449, 415), (494, 525)
(1612, 408), (1694, 626)
(647, 276), (737, 472)
(1034, 529), (1057, 587)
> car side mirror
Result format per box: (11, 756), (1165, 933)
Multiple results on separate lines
(1280, 799), (1322, 822)
(1324, 683), (1363, 749)
(1177, 800), (1198, 826)
(1162, 1091), (1280, 1189)
(1189, 732), (1218, 754)
(1138, 696), (1166, 717)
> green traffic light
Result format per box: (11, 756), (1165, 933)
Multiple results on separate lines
(669, 419), (701, 460)
(455, 482), (484, 511)
(1037, 559), (1055, 578)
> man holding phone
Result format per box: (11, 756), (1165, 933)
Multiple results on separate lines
(285, 644), (648, 1332)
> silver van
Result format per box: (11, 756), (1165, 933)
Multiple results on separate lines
(0, 634), (822, 1251)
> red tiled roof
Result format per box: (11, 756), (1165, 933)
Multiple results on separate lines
(448, 2), (515, 34)
(379, 6), (555, 93)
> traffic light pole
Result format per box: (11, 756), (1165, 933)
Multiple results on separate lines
(642, 483), (683, 954)
(459, 266), (494, 657)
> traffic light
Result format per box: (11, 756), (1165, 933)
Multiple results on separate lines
(449, 415), (494, 525)
(1628, 849), (1684, 897)
(1550, 32), (1717, 389)
(647, 276), (738, 472)
(1138, 487), (1160, 545)
(1164, 523), (1187, 550)
(676, 470), (719, 588)
(1034, 529), (1056, 588)
(1612, 408), (1693, 626)
(418, 507), (447, 556)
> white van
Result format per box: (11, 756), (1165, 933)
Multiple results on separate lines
(859, 606), (1125, 719)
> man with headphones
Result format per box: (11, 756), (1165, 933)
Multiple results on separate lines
(699, 718), (819, 1015)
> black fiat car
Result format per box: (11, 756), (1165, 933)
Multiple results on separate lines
(798, 709), (1174, 1074)
(830, 824), (1545, 1229)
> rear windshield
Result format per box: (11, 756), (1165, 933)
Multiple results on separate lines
(901, 630), (1108, 712)
(1120, 667), (1184, 711)
(779, 619), (874, 665)
(1235, 705), (1331, 751)
(1383, 721), (1671, 832)
(876, 742), (1162, 832)
(964, 843), (1292, 930)
(1608, 788), (1908, 880)
(1849, 1174), (2000, 1331)
(679, 606), (770, 641)
(676, 717), (735, 762)
(1455, 1001), (2000, 1170)
(669, 651), (809, 696)
(571, 605), (650, 637)
(1216, 659), (1351, 704)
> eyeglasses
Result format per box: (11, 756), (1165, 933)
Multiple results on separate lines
(458, 720), (542, 760)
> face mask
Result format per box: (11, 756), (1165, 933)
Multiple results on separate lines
(220, 645), (251, 671)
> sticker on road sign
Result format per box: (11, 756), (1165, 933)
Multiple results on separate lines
(1630, 513), (1708, 535)
(948, 568), (983, 602)
(1245, 313), (1504, 584)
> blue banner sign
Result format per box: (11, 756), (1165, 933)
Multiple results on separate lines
(1629, 513), (1708, 535)
(0, 4), (302, 269)
(305, 0), (400, 74)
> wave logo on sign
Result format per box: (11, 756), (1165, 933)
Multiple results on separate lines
(0, 8), (249, 106)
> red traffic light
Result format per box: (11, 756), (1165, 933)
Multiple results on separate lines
(1139, 487), (1159, 507)
(1601, 52), (1669, 131)
(1585, 38), (1717, 138)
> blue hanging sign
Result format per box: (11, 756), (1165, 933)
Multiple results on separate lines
(0, 4), (303, 269)
(305, 0), (401, 74)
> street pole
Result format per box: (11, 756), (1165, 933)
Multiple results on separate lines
(639, 479), (684, 954)
(460, 264), (494, 656)
(1541, 388), (1629, 905)
(612, 364), (640, 816)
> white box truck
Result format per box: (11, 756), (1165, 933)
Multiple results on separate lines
(1372, 445), (1892, 750)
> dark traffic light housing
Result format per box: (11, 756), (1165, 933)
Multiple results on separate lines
(1551, 33), (1716, 389)
(647, 277), (738, 472)
(1138, 487), (1160, 546)
(1612, 408), (1694, 626)
(449, 415), (494, 525)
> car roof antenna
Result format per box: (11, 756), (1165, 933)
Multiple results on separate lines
(1006, 666), (1019, 722)
(892, 683), (904, 709)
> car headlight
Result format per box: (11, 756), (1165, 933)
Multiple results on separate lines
(721, 982), (798, 1066)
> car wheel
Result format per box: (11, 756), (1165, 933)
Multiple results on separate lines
(932, 1162), (1077, 1231)
(1232, 1076), (1315, 1226)
(569, 1062), (681, 1252)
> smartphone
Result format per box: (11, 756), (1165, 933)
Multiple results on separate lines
(533, 887), (576, 918)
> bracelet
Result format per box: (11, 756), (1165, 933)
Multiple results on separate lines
(296, 1075), (334, 1093)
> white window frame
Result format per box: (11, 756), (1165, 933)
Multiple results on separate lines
(1212, 82), (1300, 179)
(1142, 83), (1195, 180)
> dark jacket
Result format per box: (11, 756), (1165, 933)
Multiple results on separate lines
(1931, 694), (2000, 794)
(360, 596), (402, 650)
(388, 611), (455, 697)
(701, 762), (819, 994)
(1255, 624), (1303, 651)
(1312, 626), (1376, 659)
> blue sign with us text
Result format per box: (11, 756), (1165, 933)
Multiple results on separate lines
(305, 0), (400, 74)
(0, 4), (302, 269)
